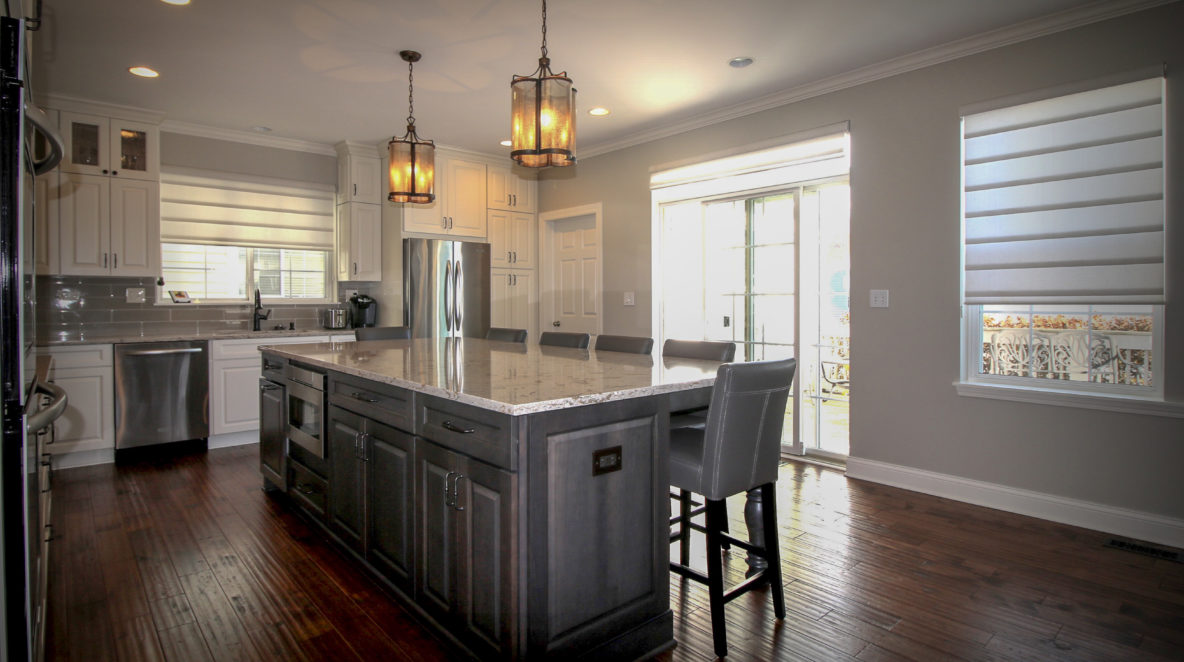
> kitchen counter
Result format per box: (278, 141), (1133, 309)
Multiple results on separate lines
(261, 336), (719, 415)
(39, 328), (356, 346)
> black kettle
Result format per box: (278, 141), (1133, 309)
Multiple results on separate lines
(348, 293), (378, 328)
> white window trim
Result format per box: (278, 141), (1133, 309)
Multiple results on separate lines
(156, 244), (336, 306)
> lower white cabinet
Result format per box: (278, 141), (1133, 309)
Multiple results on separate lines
(491, 268), (535, 337)
(209, 335), (332, 436)
(36, 345), (115, 455)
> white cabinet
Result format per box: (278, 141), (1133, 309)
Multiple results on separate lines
(337, 147), (382, 205)
(403, 153), (487, 238)
(58, 173), (160, 277)
(487, 210), (535, 269)
(59, 111), (159, 181)
(209, 335), (331, 436)
(336, 202), (382, 281)
(37, 345), (115, 455)
(491, 269), (536, 335)
(487, 163), (536, 213)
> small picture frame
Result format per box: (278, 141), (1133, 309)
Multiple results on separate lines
(168, 290), (192, 303)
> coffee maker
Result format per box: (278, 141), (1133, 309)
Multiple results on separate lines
(348, 293), (378, 328)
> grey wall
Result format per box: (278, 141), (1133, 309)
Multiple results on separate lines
(160, 133), (336, 185)
(539, 4), (1184, 520)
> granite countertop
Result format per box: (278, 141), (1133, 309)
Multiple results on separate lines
(39, 328), (357, 346)
(262, 337), (721, 415)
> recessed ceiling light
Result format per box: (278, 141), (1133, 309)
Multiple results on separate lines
(728, 56), (754, 68)
(588, 107), (611, 117)
(500, 140), (512, 147)
(251, 126), (272, 133)
(128, 66), (159, 78)
(160, 0), (191, 5)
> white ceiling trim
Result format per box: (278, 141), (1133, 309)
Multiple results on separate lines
(159, 120), (338, 156)
(43, 94), (166, 124)
(579, 0), (1177, 160)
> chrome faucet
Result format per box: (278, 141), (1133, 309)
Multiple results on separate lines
(252, 288), (271, 331)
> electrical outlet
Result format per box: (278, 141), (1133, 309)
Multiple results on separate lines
(870, 289), (890, 308)
(623, 291), (635, 306)
(344, 288), (359, 301)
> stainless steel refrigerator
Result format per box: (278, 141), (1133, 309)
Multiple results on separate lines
(403, 238), (490, 338)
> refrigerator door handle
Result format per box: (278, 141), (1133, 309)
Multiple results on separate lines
(26, 379), (67, 436)
(453, 260), (462, 329)
(443, 259), (453, 331)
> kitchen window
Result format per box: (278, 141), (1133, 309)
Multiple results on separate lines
(158, 168), (336, 303)
(958, 74), (1167, 406)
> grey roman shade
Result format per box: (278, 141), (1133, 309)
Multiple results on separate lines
(160, 169), (335, 251)
(961, 77), (1165, 304)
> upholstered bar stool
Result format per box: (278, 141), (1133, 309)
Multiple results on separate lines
(355, 326), (412, 340)
(485, 327), (528, 343)
(594, 334), (654, 354)
(538, 331), (590, 348)
(668, 358), (796, 658)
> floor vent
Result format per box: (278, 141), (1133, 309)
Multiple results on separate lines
(1105, 538), (1181, 563)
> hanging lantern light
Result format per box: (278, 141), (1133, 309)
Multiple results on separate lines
(388, 50), (435, 203)
(510, 0), (575, 167)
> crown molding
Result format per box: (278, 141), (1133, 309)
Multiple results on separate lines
(580, 0), (1177, 160)
(159, 120), (338, 156)
(42, 94), (166, 124)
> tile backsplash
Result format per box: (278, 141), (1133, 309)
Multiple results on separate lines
(36, 275), (369, 343)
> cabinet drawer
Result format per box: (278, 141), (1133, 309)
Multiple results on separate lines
(328, 373), (414, 432)
(37, 344), (113, 371)
(214, 335), (329, 360)
(288, 459), (327, 518)
(418, 395), (517, 470)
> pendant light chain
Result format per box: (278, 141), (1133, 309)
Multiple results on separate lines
(540, 0), (548, 60)
(406, 57), (416, 127)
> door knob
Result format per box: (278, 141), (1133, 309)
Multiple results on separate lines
(553, 321), (561, 327)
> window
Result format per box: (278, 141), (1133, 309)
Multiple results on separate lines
(960, 76), (1165, 399)
(158, 169), (335, 303)
(161, 243), (329, 302)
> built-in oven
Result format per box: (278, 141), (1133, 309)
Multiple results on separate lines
(285, 363), (326, 458)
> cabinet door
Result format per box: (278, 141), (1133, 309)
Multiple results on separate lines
(351, 203), (382, 281)
(454, 457), (516, 657)
(259, 379), (286, 490)
(335, 203), (352, 281)
(508, 212), (535, 268)
(416, 440), (457, 617)
(402, 195), (447, 234)
(490, 270), (514, 329)
(211, 359), (262, 434)
(508, 269), (536, 334)
(487, 210), (511, 268)
(486, 164), (513, 210)
(59, 112), (110, 176)
(444, 158), (487, 238)
(110, 179), (160, 277)
(366, 421), (415, 591)
(109, 119), (159, 180)
(352, 155), (382, 204)
(327, 407), (366, 551)
(58, 173), (110, 276)
(510, 174), (536, 213)
(46, 367), (114, 454)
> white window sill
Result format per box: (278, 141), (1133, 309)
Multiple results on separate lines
(954, 381), (1184, 418)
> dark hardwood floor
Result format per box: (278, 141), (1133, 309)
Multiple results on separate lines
(47, 445), (1183, 661)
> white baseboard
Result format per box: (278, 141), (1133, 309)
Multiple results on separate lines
(51, 448), (114, 469)
(208, 431), (260, 449)
(845, 457), (1184, 550)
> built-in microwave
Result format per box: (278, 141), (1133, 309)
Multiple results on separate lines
(285, 363), (326, 458)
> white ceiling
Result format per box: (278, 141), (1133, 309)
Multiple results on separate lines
(28, 0), (1155, 158)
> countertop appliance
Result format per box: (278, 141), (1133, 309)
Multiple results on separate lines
(348, 293), (377, 328)
(320, 307), (348, 329)
(1, 15), (65, 661)
(114, 341), (209, 450)
(403, 238), (490, 338)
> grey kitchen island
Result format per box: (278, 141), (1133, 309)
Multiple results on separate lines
(258, 337), (720, 660)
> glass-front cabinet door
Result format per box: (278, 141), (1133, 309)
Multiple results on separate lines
(59, 111), (159, 180)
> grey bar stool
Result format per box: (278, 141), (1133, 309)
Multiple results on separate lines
(538, 331), (590, 349)
(668, 357), (796, 658)
(594, 334), (654, 355)
(662, 339), (737, 362)
(354, 326), (412, 341)
(485, 327), (528, 343)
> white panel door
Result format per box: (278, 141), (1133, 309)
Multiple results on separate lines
(488, 210), (511, 268)
(546, 214), (599, 334)
(110, 178), (160, 277)
(58, 173), (110, 276)
(46, 368), (114, 453)
(490, 269), (513, 328)
(211, 359), (263, 434)
(351, 203), (382, 281)
(444, 157), (487, 237)
(508, 212), (535, 268)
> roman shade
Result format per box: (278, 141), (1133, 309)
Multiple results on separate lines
(160, 169), (335, 251)
(962, 77), (1165, 304)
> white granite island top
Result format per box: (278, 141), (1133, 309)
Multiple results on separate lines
(261, 337), (721, 415)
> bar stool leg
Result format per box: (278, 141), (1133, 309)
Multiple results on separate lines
(679, 489), (692, 566)
(759, 482), (785, 619)
(705, 498), (728, 658)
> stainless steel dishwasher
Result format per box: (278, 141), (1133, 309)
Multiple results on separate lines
(114, 340), (209, 449)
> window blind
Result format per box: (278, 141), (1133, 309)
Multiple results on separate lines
(160, 169), (335, 251)
(961, 77), (1165, 304)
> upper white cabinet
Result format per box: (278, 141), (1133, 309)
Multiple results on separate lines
(336, 145), (383, 205)
(487, 163), (536, 213)
(487, 210), (535, 269)
(402, 152), (487, 238)
(58, 173), (160, 277)
(336, 202), (382, 282)
(59, 111), (159, 181)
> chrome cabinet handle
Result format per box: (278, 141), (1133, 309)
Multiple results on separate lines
(113, 253), (117, 269)
(441, 420), (475, 434)
(452, 474), (466, 511)
(260, 383), (280, 391)
(353, 262), (358, 275)
(444, 470), (457, 507)
(295, 482), (316, 495)
(350, 391), (378, 403)
(103, 253), (108, 268)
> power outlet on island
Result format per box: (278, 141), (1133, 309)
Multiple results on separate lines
(870, 289), (890, 308)
(623, 291), (636, 306)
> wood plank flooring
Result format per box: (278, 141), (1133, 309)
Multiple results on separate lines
(46, 445), (1183, 661)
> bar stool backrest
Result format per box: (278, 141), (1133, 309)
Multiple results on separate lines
(355, 326), (412, 341)
(662, 339), (736, 362)
(538, 331), (591, 349)
(486, 327), (528, 343)
(594, 334), (654, 355)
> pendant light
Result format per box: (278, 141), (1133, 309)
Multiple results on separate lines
(510, 0), (575, 167)
(388, 50), (435, 203)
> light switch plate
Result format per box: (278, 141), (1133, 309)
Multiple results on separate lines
(623, 291), (635, 306)
(870, 289), (890, 308)
(125, 287), (146, 304)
